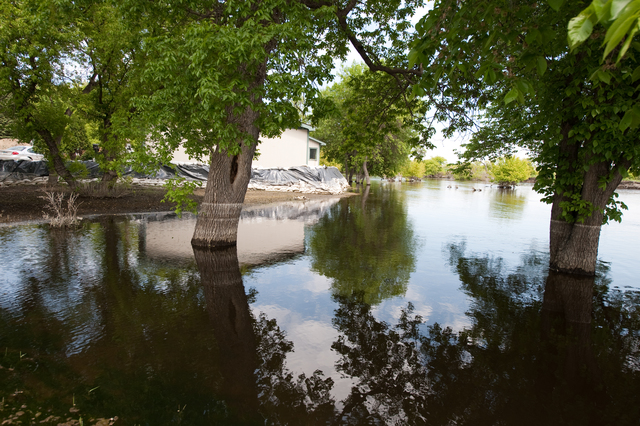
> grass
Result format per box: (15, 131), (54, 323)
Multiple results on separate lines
(77, 181), (129, 199)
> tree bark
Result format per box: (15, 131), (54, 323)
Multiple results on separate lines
(37, 129), (77, 190)
(344, 153), (352, 185)
(100, 117), (119, 184)
(549, 159), (627, 276)
(193, 245), (261, 421)
(548, 122), (628, 276)
(362, 156), (370, 186)
(191, 110), (259, 248)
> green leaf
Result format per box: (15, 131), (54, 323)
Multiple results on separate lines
(603, 12), (639, 59)
(485, 68), (497, 84)
(568, 7), (596, 49)
(504, 87), (519, 104)
(617, 24), (639, 61)
(525, 30), (541, 45)
(548, 0), (565, 12)
(620, 110), (633, 130)
(632, 66), (640, 81)
(598, 69), (612, 83)
(536, 56), (547, 76)
(611, 0), (633, 19)
(408, 49), (419, 68)
(516, 79), (533, 94)
(413, 85), (425, 97)
(592, 0), (614, 22)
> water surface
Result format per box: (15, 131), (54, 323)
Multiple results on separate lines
(1, 181), (639, 424)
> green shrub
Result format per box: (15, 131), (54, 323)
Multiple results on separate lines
(67, 161), (89, 179)
(401, 160), (425, 179)
(490, 156), (534, 186)
(423, 156), (447, 177)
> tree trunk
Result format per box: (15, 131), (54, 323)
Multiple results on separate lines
(37, 130), (77, 190)
(193, 245), (261, 421)
(191, 111), (258, 248)
(547, 121), (629, 276)
(362, 156), (370, 186)
(47, 172), (59, 185)
(344, 153), (352, 185)
(549, 160), (626, 276)
(100, 116), (120, 184)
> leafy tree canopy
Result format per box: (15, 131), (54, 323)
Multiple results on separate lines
(410, 0), (640, 225)
(124, 0), (428, 164)
(0, 0), (145, 186)
(312, 63), (433, 180)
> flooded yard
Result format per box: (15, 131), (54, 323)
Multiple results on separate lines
(1, 180), (639, 424)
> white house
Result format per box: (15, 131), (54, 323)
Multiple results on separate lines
(171, 124), (324, 168)
(253, 124), (324, 169)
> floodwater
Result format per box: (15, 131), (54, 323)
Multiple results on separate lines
(1, 180), (640, 425)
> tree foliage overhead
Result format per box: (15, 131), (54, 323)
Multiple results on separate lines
(569, 0), (640, 63)
(410, 0), (640, 226)
(124, 0), (428, 165)
(0, 0), (145, 186)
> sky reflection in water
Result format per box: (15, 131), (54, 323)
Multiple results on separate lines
(1, 180), (639, 424)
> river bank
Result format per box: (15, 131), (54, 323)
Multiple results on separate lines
(0, 184), (355, 225)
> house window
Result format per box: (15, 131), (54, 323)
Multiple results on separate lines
(309, 148), (318, 160)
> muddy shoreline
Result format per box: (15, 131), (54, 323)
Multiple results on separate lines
(0, 185), (355, 225)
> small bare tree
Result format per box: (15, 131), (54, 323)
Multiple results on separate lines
(39, 191), (82, 227)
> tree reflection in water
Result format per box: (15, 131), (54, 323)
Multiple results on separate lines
(322, 242), (640, 425)
(205, 239), (640, 424)
(195, 246), (337, 424)
(308, 187), (417, 304)
(2, 218), (640, 425)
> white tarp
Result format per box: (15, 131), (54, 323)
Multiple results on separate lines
(248, 166), (350, 194)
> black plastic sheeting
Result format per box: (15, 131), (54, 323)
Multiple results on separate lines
(0, 159), (49, 182)
(78, 161), (211, 180)
(0, 160), (347, 192)
(0, 160), (211, 182)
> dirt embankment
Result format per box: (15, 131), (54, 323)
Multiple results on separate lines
(0, 185), (354, 225)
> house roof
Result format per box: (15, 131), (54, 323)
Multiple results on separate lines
(300, 123), (315, 131)
(309, 136), (326, 146)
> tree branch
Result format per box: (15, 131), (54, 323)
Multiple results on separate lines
(298, 0), (423, 81)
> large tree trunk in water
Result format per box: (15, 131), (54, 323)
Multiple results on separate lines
(194, 246), (261, 422)
(548, 123), (628, 276)
(549, 161), (626, 275)
(191, 110), (258, 248)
